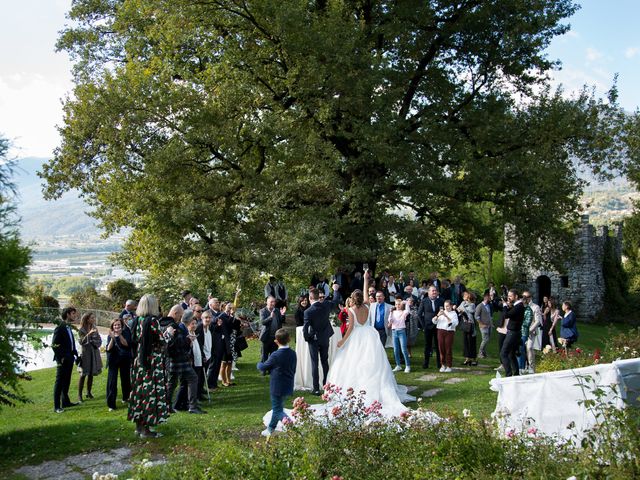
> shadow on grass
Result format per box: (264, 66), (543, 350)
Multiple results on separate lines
(0, 418), (129, 473)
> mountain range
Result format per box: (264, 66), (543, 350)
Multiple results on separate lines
(12, 156), (101, 240)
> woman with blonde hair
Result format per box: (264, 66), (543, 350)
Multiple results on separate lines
(127, 294), (171, 438)
(78, 312), (103, 402)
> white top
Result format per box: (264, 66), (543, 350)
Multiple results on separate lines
(202, 328), (212, 361)
(433, 310), (459, 331)
(192, 336), (203, 367)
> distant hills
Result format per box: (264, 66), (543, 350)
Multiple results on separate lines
(12, 157), (103, 240)
(9, 157), (638, 242)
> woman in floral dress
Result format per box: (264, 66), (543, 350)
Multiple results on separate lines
(127, 294), (172, 438)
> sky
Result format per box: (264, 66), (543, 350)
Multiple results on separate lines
(1, 0), (640, 159)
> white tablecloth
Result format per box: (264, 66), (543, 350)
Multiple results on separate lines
(294, 326), (342, 391)
(490, 358), (640, 441)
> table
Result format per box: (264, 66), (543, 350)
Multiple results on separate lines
(294, 326), (342, 391)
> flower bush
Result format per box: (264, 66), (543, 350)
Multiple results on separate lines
(605, 327), (640, 361)
(537, 347), (600, 372)
(538, 327), (639, 373)
(127, 381), (639, 480)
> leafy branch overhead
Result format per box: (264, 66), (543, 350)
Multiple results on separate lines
(44, 0), (635, 283)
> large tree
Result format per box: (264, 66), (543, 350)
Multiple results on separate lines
(0, 137), (33, 407)
(44, 0), (629, 288)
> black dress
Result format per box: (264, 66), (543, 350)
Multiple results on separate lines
(295, 306), (308, 327)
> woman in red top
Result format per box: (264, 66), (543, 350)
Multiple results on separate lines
(338, 298), (352, 336)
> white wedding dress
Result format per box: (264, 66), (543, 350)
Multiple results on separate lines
(325, 307), (415, 416)
(262, 306), (417, 430)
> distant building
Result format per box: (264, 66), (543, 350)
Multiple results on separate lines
(505, 215), (623, 322)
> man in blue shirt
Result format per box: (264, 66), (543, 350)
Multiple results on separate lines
(367, 291), (392, 346)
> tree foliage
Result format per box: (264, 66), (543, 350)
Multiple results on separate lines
(44, 0), (631, 289)
(68, 286), (114, 311)
(107, 279), (139, 310)
(0, 137), (33, 408)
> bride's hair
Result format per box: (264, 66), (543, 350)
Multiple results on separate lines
(350, 289), (364, 307)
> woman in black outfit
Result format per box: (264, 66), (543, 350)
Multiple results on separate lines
(294, 295), (309, 327)
(105, 317), (132, 411)
(216, 302), (240, 387)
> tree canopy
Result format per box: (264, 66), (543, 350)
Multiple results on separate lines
(44, 0), (632, 288)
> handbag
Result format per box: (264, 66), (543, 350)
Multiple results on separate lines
(459, 311), (473, 333)
(235, 335), (249, 352)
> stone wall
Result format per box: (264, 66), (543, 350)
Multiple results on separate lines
(504, 215), (622, 322)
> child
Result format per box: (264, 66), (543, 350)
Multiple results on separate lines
(387, 298), (411, 373)
(257, 328), (297, 437)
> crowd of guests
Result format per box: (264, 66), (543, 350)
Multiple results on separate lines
(50, 269), (581, 437)
(289, 270), (580, 378)
(51, 291), (249, 438)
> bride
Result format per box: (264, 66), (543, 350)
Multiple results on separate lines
(325, 287), (414, 417)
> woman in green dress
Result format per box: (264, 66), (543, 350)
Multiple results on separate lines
(127, 294), (172, 438)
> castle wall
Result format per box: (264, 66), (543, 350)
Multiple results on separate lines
(504, 216), (621, 322)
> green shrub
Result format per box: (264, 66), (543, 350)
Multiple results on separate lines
(538, 327), (640, 373)
(128, 386), (639, 479)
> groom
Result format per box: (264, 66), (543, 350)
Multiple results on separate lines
(303, 283), (342, 395)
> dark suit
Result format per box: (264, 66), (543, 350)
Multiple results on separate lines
(119, 308), (135, 319)
(52, 322), (78, 410)
(303, 292), (342, 392)
(259, 307), (285, 362)
(500, 301), (525, 377)
(257, 346), (297, 432)
(195, 323), (212, 395)
(418, 296), (444, 369)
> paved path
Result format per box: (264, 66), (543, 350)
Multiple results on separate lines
(13, 448), (165, 480)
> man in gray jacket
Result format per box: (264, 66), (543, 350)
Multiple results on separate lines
(475, 292), (493, 358)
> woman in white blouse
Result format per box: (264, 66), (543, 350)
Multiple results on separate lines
(433, 300), (459, 372)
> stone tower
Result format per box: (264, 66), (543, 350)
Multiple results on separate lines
(504, 215), (623, 322)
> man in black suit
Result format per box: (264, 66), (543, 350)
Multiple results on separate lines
(303, 284), (342, 395)
(52, 307), (80, 413)
(119, 299), (137, 319)
(499, 289), (525, 377)
(418, 286), (444, 370)
(259, 296), (287, 362)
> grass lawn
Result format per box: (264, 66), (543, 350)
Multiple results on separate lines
(0, 320), (630, 478)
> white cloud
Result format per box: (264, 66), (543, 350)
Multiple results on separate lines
(0, 72), (73, 158)
(625, 47), (640, 59)
(548, 65), (611, 101)
(585, 47), (604, 62)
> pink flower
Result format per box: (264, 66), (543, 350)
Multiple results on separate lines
(347, 387), (354, 395)
(364, 400), (382, 416)
(282, 416), (293, 425)
(400, 410), (410, 419)
(505, 428), (515, 439)
(527, 427), (537, 436)
(575, 348), (582, 354)
(331, 406), (342, 416)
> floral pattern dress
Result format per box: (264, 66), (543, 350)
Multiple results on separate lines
(127, 316), (170, 426)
